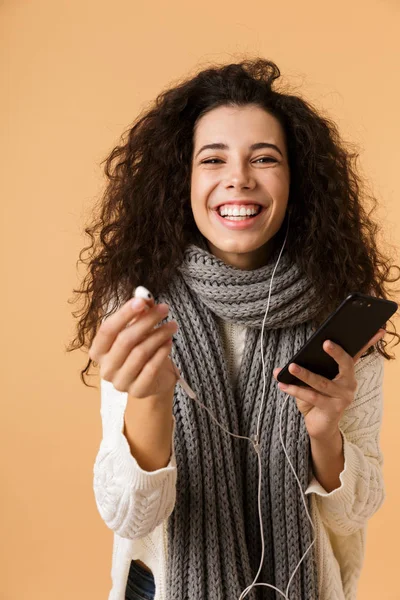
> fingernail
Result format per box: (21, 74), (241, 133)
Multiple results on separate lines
(157, 303), (169, 313)
(131, 298), (143, 309)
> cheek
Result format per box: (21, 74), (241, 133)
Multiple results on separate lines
(266, 170), (289, 193)
(190, 177), (214, 209)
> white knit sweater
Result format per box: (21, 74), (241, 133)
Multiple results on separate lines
(93, 318), (385, 600)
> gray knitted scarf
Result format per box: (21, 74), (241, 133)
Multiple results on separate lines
(157, 237), (325, 600)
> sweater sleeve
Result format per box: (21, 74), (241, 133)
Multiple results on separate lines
(93, 378), (177, 540)
(305, 350), (385, 536)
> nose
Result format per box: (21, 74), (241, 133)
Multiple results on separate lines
(224, 162), (255, 191)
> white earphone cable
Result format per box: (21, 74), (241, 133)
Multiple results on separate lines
(174, 213), (316, 599)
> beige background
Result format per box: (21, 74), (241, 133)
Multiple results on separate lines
(1, 0), (399, 598)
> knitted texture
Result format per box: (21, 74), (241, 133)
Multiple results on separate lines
(155, 240), (327, 600)
(94, 331), (385, 600)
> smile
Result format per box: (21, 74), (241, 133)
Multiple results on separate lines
(212, 206), (267, 230)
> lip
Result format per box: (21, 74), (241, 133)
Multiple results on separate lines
(212, 206), (267, 230)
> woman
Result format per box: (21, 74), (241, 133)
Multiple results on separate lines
(68, 59), (399, 599)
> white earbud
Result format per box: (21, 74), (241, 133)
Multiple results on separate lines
(134, 286), (154, 302)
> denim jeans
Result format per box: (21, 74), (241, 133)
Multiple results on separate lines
(125, 560), (156, 600)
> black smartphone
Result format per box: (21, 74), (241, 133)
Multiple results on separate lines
(276, 292), (398, 387)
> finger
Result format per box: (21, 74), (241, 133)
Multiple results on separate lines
(321, 339), (355, 377)
(89, 298), (166, 363)
(111, 320), (178, 388)
(353, 328), (386, 364)
(89, 297), (150, 362)
(273, 367), (282, 379)
(125, 297), (154, 327)
(125, 339), (175, 399)
(277, 380), (325, 409)
(287, 362), (336, 397)
(101, 303), (171, 374)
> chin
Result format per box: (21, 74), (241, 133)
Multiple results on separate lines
(211, 239), (270, 255)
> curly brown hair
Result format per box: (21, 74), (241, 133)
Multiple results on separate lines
(66, 58), (400, 387)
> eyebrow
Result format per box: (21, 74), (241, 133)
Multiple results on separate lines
(194, 142), (284, 159)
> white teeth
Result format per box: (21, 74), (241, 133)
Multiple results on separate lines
(218, 205), (260, 217)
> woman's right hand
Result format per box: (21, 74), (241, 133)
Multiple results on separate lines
(88, 297), (180, 400)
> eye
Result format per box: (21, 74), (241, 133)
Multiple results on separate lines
(201, 157), (278, 165)
(254, 157), (277, 163)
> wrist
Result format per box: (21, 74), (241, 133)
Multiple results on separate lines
(310, 429), (344, 458)
(128, 388), (174, 412)
(309, 423), (341, 445)
(309, 427), (345, 493)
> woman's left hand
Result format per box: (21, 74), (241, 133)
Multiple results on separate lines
(273, 329), (386, 441)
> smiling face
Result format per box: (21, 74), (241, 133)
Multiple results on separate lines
(190, 104), (290, 270)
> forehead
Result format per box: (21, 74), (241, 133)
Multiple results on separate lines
(193, 104), (285, 143)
